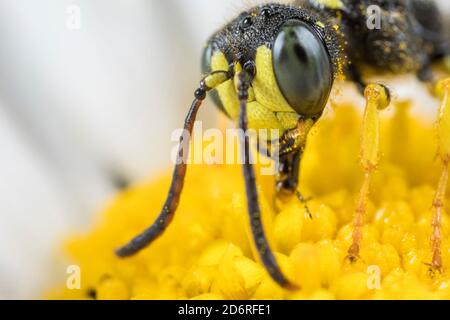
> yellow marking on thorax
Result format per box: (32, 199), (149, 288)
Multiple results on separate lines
(210, 47), (300, 134)
(310, 0), (344, 10)
(316, 21), (325, 28)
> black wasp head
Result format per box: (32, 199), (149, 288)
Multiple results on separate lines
(202, 3), (342, 118)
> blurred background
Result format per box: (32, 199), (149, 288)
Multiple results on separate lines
(0, 0), (449, 299)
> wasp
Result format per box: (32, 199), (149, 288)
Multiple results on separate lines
(116, 0), (450, 289)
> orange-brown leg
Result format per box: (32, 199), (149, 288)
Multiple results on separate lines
(430, 162), (449, 270)
(348, 84), (390, 260)
(429, 78), (450, 271)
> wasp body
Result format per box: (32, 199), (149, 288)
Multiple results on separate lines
(117, 0), (450, 289)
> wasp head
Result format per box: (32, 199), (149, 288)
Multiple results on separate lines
(202, 3), (343, 120)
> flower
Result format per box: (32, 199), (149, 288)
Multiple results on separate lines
(49, 103), (450, 300)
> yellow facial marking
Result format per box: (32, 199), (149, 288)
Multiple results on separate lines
(253, 46), (297, 113)
(210, 47), (302, 134)
(211, 52), (240, 119)
(247, 101), (283, 131)
(276, 112), (301, 129)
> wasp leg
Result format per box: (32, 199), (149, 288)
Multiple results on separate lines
(237, 67), (297, 290)
(275, 150), (313, 219)
(275, 119), (316, 216)
(347, 84), (390, 261)
(430, 164), (448, 271)
(428, 78), (450, 271)
(116, 71), (230, 257)
(278, 119), (315, 157)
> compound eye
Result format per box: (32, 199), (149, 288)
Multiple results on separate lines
(273, 20), (333, 117)
(201, 43), (214, 74)
(201, 42), (226, 112)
